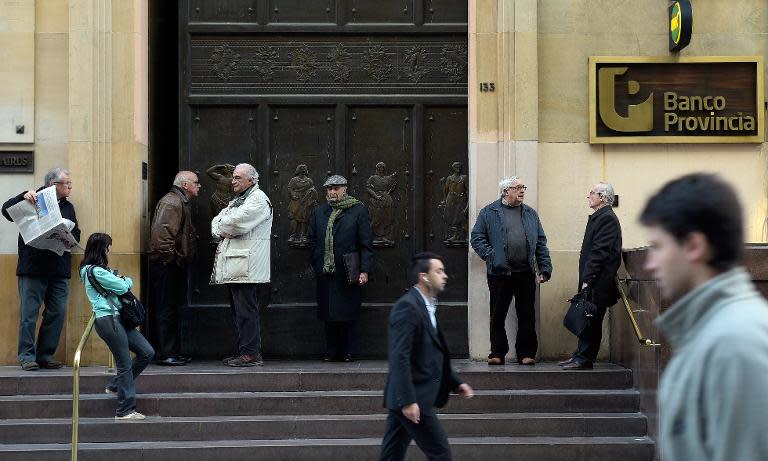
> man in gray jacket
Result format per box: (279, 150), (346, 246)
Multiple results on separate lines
(640, 173), (768, 461)
(470, 176), (552, 366)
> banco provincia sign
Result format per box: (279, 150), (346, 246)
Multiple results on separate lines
(589, 56), (764, 144)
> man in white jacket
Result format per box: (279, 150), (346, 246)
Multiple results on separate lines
(641, 173), (768, 461)
(211, 163), (273, 367)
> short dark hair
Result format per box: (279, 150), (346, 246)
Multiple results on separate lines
(79, 233), (113, 271)
(409, 251), (444, 284)
(639, 173), (743, 271)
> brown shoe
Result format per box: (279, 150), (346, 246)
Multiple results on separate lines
(520, 357), (536, 365)
(558, 357), (576, 367)
(21, 361), (39, 371)
(487, 357), (504, 366)
(227, 354), (264, 367)
(38, 360), (64, 369)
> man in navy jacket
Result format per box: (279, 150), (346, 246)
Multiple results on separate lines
(380, 252), (473, 460)
(470, 176), (552, 366)
(2, 167), (80, 371)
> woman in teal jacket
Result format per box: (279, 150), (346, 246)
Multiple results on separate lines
(80, 232), (154, 420)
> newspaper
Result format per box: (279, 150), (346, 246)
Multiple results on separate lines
(5, 186), (79, 256)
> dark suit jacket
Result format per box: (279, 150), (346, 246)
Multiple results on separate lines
(578, 206), (622, 308)
(383, 287), (463, 415)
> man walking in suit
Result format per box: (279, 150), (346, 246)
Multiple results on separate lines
(380, 252), (474, 460)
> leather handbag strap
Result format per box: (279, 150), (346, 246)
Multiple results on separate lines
(86, 265), (119, 330)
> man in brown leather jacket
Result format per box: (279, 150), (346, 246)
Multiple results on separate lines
(148, 171), (199, 365)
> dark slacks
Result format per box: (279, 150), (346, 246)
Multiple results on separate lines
(149, 259), (186, 359)
(94, 316), (154, 416)
(379, 409), (451, 461)
(324, 320), (357, 359)
(17, 276), (68, 365)
(573, 304), (608, 364)
(487, 272), (537, 360)
(228, 283), (269, 355)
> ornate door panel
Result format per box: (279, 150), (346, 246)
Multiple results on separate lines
(347, 107), (413, 301)
(268, 106), (335, 304)
(423, 106), (468, 302)
(187, 105), (261, 306)
(177, 0), (468, 358)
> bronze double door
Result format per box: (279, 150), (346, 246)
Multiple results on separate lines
(178, 0), (468, 356)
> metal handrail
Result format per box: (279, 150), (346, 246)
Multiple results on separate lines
(71, 313), (96, 461)
(616, 277), (660, 347)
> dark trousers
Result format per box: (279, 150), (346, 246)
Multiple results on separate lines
(379, 409), (451, 461)
(324, 320), (357, 358)
(228, 283), (269, 355)
(149, 259), (186, 359)
(487, 272), (537, 360)
(94, 316), (154, 416)
(573, 304), (608, 364)
(17, 276), (68, 365)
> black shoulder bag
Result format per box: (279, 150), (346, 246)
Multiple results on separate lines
(86, 266), (146, 330)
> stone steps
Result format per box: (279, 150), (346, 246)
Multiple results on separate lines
(0, 361), (655, 460)
(0, 412), (648, 443)
(0, 437), (656, 461)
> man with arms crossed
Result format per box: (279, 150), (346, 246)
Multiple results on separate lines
(640, 173), (768, 461)
(211, 163), (273, 367)
(380, 252), (474, 460)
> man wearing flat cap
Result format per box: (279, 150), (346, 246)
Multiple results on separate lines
(307, 175), (374, 362)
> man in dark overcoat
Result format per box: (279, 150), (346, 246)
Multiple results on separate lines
(379, 252), (474, 460)
(561, 182), (622, 370)
(307, 174), (373, 362)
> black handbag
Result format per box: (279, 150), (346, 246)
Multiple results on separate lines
(86, 266), (146, 330)
(563, 288), (598, 337)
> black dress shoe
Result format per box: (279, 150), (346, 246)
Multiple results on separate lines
(155, 357), (187, 366)
(343, 354), (354, 363)
(562, 361), (593, 370)
(177, 355), (192, 364)
(558, 357), (576, 366)
(322, 356), (341, 362)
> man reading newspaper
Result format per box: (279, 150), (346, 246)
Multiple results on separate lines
(2, 168), (80, 371)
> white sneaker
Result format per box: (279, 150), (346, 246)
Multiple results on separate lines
(115, 411), (145, 421)
(105, 387), (117, 395)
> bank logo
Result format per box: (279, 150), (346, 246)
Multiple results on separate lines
(598, 67), (653, 132)
(589, 57), (764, 144)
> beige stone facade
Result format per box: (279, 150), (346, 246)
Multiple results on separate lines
(0, 0), (148, 365)
(469, 0), (768, 361)
(0, 1), (765, 365)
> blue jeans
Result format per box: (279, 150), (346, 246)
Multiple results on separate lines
(18, 276), (69, 365)
(94, 316), (155, 417)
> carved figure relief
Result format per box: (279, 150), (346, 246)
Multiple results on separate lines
(366, 162), (398, 247)
(206, 163), (236, 217)
(210, 45), (240, 80)
(438, 161), (469, 247)
(362, 45), (393, 83)
(328, 44), (352, 82)
(440, 45), (468, 83)
(253, 45), (279, 80)
(286, 164), (318, 248)
(289, 46), (319, 82)
(403, 46), (429, 83)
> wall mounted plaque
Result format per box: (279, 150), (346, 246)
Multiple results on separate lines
(589, 56), (764, 144)
(0, 151), (34, 173)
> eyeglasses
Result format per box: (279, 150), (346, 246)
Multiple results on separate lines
(232, 176), (246, 181)
(508, 185), (527, 191)
(54, 181), (73, 186)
